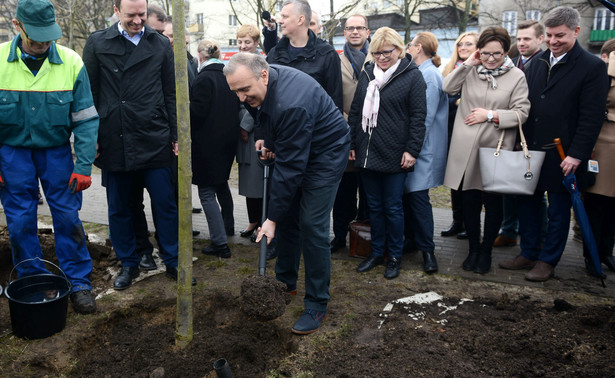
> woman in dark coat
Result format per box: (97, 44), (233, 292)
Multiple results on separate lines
(348, 27), (427, 280)
(190, 39), (240, 257)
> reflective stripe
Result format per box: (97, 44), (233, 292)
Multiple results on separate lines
(71, 105), (98, 122)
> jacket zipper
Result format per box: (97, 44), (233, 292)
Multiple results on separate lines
(363, 130), (373, 168)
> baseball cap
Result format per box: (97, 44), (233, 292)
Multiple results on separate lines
(16, 0), (62, 42)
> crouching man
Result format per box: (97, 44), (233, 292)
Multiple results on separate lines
(224, 53), (349, 334)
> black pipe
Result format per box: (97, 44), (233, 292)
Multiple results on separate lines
(213, 358), (233, 378)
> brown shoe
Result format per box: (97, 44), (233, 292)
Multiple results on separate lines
(493, 234), (517, 247)
(525, 261), (555, 282)
(499, 255), (537, 270)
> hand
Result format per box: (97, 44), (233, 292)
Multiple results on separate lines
(172, 142), (178, 156)
(464, 108), (488, 126)
(349, 149), (355, 161)
(69, 173), (91, 193)
(263, 17), (277, 30)
(561, 156), (581, 176)
(240, 129), (249, 143)
(401, 152), (416, 169)
(255, 219), (276, 245)
(464, 50), (481, 67)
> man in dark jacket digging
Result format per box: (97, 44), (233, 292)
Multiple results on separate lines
(225, 53), (350, 335)
(83, 0), (189, 290)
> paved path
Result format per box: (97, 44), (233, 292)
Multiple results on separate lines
(34, 172), (615, 297)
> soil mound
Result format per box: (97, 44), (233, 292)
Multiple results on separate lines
(240, 274), (288, 321)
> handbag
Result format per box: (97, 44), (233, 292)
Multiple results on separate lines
(478, 111), (546, 195)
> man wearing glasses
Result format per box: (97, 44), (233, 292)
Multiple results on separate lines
(0, 0), (99, 313)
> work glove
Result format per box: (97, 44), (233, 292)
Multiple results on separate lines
(69, 173), (91, 193)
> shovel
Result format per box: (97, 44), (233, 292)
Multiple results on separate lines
(258, 160), (272, 276)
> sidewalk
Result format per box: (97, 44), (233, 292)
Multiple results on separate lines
(36, 172), (615, 297)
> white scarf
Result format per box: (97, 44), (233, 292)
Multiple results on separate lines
(361, 60), (401, 133)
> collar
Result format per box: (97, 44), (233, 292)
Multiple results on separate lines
(7, 34), (62, 64)
(118, 22), (144, 45)
(550, 51), (567, 67)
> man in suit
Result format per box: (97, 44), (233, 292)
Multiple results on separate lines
(499, 6), (609, 281)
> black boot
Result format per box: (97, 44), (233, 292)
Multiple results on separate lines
(422, 251), (438, 273)
(474, 247), (492, 274)
(113, 266), (140, 290)
(441, 221), (464, 237)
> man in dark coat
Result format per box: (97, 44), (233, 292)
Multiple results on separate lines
(265, 0), (343, 111)
(83, 0), (184, 290)
(499, 6), (609, 282)
(225, 53), (350, 335)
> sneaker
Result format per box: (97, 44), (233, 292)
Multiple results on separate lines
(291, 309), (327, 335)
(70, 290), (97, 314)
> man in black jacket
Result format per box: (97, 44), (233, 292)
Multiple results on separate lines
(265, 0), (343, 111)
(83, 0), (186, 290)
(499, 7), (609, 282)
(225, 53), (349, 335)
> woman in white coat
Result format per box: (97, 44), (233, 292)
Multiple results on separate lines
(403, 32), (448, 273)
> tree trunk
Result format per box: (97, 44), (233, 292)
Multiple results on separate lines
(171, 0), (194, 350)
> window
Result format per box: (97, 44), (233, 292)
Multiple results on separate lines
(196, 13), (204, 25)
(229, 39), (237, 46)
(229, 15), (238, 26)
(502, 11), (518, 36)
(594, 8), (615, 30)
(526, 10), (541, 21)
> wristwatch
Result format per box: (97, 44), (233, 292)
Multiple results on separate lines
(487, 110), (493, 123)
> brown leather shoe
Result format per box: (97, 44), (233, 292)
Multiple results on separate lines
(493, 235), (517, 247)
(498, 255), (537, 270)
(525, 261), (555, 282)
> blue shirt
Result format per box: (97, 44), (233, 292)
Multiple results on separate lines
(117, 23), (144, 45)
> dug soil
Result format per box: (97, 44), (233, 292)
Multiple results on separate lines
(0, 226), (613, 377)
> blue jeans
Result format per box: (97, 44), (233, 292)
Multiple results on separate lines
(275, 183), (339, 312)
(500, 195), (519, 239)
(360, 170), (406, 259)
(0, 144), (92, 292)
(403, 190), (435, 253)
(518, 191), (571, 266)
(105, 167), (178, 268)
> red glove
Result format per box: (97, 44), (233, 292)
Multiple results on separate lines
(69, 173), (91, 193)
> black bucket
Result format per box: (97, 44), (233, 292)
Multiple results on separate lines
(4, 258), (72, 339)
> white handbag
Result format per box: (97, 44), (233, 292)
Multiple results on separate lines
(479, 112), (546, 195)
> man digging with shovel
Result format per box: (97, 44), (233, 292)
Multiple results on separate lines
(225, 53), (349, 334)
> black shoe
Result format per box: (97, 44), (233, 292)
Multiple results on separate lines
(266, 246), (278, 260)
(139, 254), (157, 271)
(474, 253), (492, 274)
(192, 207), (202, 214)
(330, 237), (346, 253)
(165, 266), (197, 285)
(457, 231), (469, 240)
(192, 230), (200, 236)
(462, 251), (479, 271)
(250, 233), (258, 243)
(226, 228), (235, 236)
(113, 266), (140, 290)
(441, 221), (464, 237)
(422, 251), (438, 273)
(602, 255), (615, 272)
(240, 227), (257, 238)
(201, 244), (231, 258)
(357, 255), (384, 273)
(384, 257), (401, 279)
(70, 290), (97, 314)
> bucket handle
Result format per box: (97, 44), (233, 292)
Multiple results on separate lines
(8, 257), (69, 284)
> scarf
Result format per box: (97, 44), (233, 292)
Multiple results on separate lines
(343, 40), (369, 79)
(476, 55), (515, 89)
(198, 58), (223, 72)
(361, 59), (401, 133)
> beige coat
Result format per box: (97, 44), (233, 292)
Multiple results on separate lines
(340, 51), (372, 120)
(442, 63), (531, 190)
(587, 52), (615, 197)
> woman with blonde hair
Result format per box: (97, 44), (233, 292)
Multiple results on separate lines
(237, 24), (260, 53)
(403, 32), (448, 273)
(440, 31), (479, 240)
(349, 27), (426, 279)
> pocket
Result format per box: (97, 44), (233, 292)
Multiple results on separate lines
(46, 91), (73, 126)
(0, 91), (20, 125)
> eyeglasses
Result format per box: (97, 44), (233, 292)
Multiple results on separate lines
(406, 43), (418, 48)
(457, 42), (475, 47)
(371, 48), (396, 58)
(480, 52), (504, 60)
(345, 26), (367, 32)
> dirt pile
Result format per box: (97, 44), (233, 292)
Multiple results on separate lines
(240, 274), (289, 321)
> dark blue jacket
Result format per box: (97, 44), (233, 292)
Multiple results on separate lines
(523, 41), (609, 192)
(257, 65), (350, 222)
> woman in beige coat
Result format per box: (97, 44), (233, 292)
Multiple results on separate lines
(442, 27), (530, 274)
(583, 39), (615, 273)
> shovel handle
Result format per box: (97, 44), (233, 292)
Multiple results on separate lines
(553, 138), (566, 161)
